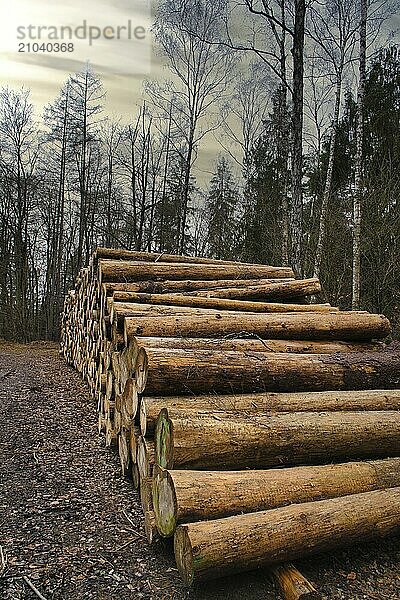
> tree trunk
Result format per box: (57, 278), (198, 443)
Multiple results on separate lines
(352, 0), (367, 309)
(314, 71), (343, 278)
(152, 457), (400, 536)
(155, 408), (400, 470)
(174, 487), (400, 584)
(290, 0), (306, 276)
(140, 389), (400, 436)
(98, 260), (294, 283)
(125, 311), (391, 342)
(352, 0), (368, 310)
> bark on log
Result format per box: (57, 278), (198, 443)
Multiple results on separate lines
(103, 277), (294, 296)
(140, 390), (400, 436)
(152, 458), (400, 536)
(113, 292), (336, 313)
(174, 487), (400, 585)
(271, 564), (320, 600)
(99, 260), (294, 283)
(191, 278), (321, 300)
(134, 348), (400, 396)
(154, 408), (400, 470)
(125, 311), (391, 341)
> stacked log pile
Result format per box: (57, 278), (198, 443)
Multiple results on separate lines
(60, 247), (400, 598)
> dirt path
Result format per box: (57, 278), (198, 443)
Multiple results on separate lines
(0, 342), (399, 600)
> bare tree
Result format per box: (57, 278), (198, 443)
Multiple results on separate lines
(148, 0), (234, 253)
(69, 63), (104, 270)
(218, 63), (271, 174)
(308, 0), (359, 277)
(0, 87), (39, 340)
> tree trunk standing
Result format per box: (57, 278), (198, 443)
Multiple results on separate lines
(279, 0), (290, 266)
(314, 71), (343, 278)
(290, 0), (306, 276)
(53, 87), (69, 337)
(179, 126), (195, 255)
(352, 0), (367, 309)
(159, 103), (172, 251)
(76, 69), (89, 273)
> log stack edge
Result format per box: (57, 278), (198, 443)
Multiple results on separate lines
(60, 247), (400, 598)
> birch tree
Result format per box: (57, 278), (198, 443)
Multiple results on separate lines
(352, 0), (367, 309)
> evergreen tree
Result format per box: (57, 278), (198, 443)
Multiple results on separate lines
(239, 89), (290, 265)
(206, 157), (238, 260)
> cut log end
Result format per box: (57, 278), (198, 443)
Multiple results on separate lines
(152, 467), (177, 538)
(144, 510), (160, 545)
(155, 408), (173, 469)
(135, 348), (148, 394)
(174, 525), (194, 587)
(131, 463), (140, 490)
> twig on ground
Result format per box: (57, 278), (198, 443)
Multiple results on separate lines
(111, 537), (141, 552)
(0, 545), (7, 577)
(121, 510), (146, 539)
(22, 576), (48, 600)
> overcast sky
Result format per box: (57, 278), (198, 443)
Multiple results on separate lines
(0, 0), (222, 182)
(0, 0), (155, 114)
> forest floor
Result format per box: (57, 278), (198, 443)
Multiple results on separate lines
(0, 341), (399, 600)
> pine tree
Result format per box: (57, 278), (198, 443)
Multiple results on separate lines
(206, 157), (238, 260)
(239, 89), (290, 265)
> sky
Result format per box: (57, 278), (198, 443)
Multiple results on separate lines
(0, 0), (222, 182)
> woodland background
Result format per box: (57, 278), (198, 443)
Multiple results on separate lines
(0, 0), (399, 341)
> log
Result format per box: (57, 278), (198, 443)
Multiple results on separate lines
(140, 475), (154, 512)
(130, 335), (383, 364)
(112, 292), (336, 313)
(103, 277), (294, 296)
(191, 278), (321, 300)
(155, 408), (400, 470)
(152, 457), (400, 536)
(118, 427), (131, 476)
(110, 301), (220, 327)
(119, 378), (139, 422)
(140, 390), (400, 436)
(130, 425), (141, 464)
(137, 436), (155, 479)
(99, 259), (294, 283)
(271, 564), (320, 600)
(144, 510), (159, 544)
(125, 311), (391, 341)
(131, 463), (140, 490)
(134, 348), (400, 395)
(174, 487), (400, 585)
(94, 246), (255, 265)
